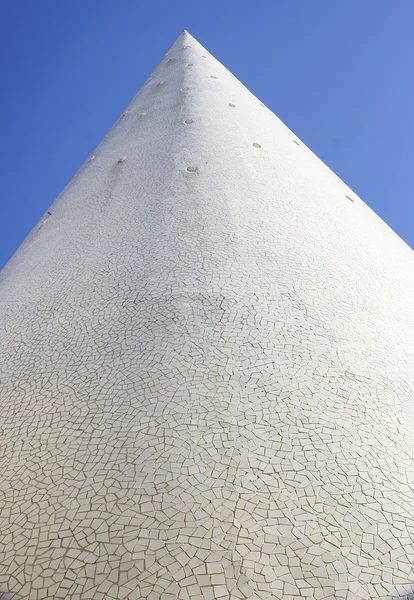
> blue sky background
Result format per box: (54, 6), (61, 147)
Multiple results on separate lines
(0, 0), (413, 269)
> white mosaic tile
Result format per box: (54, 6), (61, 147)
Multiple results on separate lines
(0, 29), (414, 600)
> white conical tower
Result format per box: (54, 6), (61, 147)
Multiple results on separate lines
(1, 30), (414, 600)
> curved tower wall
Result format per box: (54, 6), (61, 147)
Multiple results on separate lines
(1, 31), (414, 600)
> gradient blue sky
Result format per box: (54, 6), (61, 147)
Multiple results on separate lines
(0, 0), (413, 269)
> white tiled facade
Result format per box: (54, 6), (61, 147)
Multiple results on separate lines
(1, 31), (414, 600)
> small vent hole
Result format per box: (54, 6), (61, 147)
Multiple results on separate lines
(228, 103), (236, 108)
(184, 119), (194, 124)
(293, 140), (300, 146)
(181, 87), (190, 92)
(118, 156), (127, 163)
(210, 76), (217, 79)
(140, 112), (146, 118)
(253, 143), (261, 149)
(186, 166), (198, 173)
(345, 195), (355, 203)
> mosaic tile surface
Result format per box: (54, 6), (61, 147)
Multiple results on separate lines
(1, 30), (414, 600)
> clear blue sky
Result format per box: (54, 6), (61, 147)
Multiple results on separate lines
(0, 0), (413, 269)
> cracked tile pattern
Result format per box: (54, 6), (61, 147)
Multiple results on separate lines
(1, 30), (414, 600)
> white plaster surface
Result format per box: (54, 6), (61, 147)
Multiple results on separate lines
(1, 30), (414, 600)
